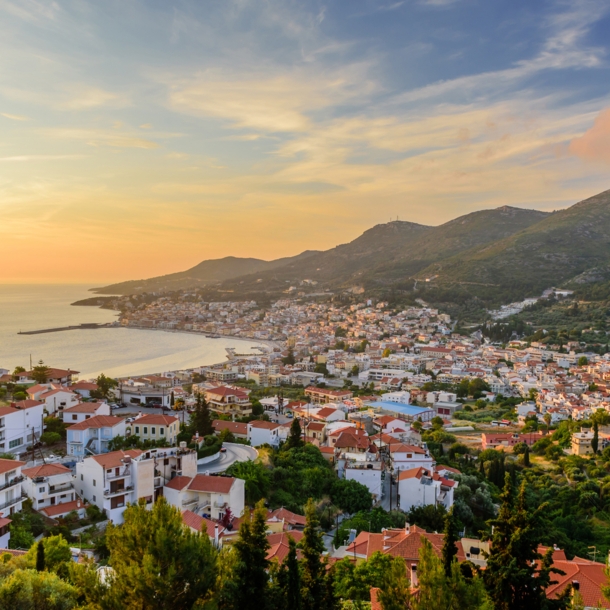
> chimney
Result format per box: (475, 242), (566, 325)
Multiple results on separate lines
(410, 564), (418, 589)
(405, 522), (410, 534)
(214, 524), (219, 547)
(77, 500), (81, 508)
(179, 441), (187, 449)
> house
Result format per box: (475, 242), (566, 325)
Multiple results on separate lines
(204, 386), (252, 416)
(344, 458), (383, 501)
(75, 445), (197, 523)
(310, 406), (346, 423)
(182, 510), (225, 546)
(331, 428), (371, 453)
(397, 467), (457, 512)
(372, 415), (410, 435)
(247, 420), (281, 447)
(388, 444), (435, 469)
(571, 430), (595, 456)
(0, 401), (46, 456)
(0, 458), (26, 518)
(212, 420), (248, 440)
(62, 402), (111, 423)
(37, 388), (80, 415)
(304, 387), (353, 404)
(481, 432), (544, 450)
(70, 381), (99, 399)
(14, 368), (79, 386)
(267, 531), (304, 563)
(66, 416), (127, 458)
(129, 414), (179, 445)
(305, 421), (327, 444)
(0, 517), (11, 548)
(164, 474), (245, 521)
(267, 507), (306, 530)
(21, 463), (84, 518)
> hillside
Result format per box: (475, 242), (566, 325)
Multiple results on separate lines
(418, 189), (610, 298)
(93, 251), (319, 295)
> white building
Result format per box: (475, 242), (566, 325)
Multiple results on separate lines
(75, 445), (197, 524)
(62, 402), (111, 424)
(344, 458), (383, 502)
(164, 474), (245, 521)
(397, 466), (457, 512)
(0, 516), (11, 548)
(66, 415), (126, 458)
(247, 420), (281, 447)
(0, 402), (46, 456)
(21, 463), (83, 518)
(0, 458), (26, 519)
(389, 444), (435, 470)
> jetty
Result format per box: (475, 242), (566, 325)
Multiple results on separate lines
(18, 323), (114, 336)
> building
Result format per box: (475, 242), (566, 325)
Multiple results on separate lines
(66, 416), (127, 458)
(62, 402), (111, 423)
(204, 386), (252, 417)
(571, 430), (595, 456)
(75, 445), (197, 524)
(0, 517), (11, 548)
(21, 463), (82, 517)
(0, 401), (46, 456)
(212, 420), (248, 440)
(344, 458), (383, 501)
(248, 420), (281, 447)
(202, 369), (239, 383)
(0, 458), (26, 518)
(389, 444), (435, 470)
(397, 467), (457, 512)
(129, 414), (180, 445)
(481, 432), (544, 450)
(164, 474), (245, 521)
(13, 368), (79, 386)
(304, 387), (354, 404)
(369, 400), (434, 423)
(70, 381), (99, 399)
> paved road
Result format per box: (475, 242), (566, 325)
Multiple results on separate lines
(197, 442), (258, 474)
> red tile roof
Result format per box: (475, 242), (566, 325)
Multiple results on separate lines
(212, 420), (248, 435)
(40, 499), (87, 518)
(22, 464), (71, 478)
(68, 415), (123, 430)
(165, 475), (192, 491)
(0, 458), (26, 475)
(188, 474), (236, 494)
(92, 449), (142, 469)
(134, 414), (178, 426)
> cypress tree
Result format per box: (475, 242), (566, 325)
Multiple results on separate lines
(286, 417), (304, 450)
(441, 507), (460, 578)
(36, 540), (45, 572)
(300, 498), (326, 610)
(523, 445), (530, 467)
(593, 421), (599, 454)
(191, 393), (213, 437)
(285, 536), (301, 610)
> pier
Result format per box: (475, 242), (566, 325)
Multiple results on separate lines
(18, 323), (114, 336)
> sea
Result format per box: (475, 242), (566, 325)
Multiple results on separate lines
(0, 284), (261, 380)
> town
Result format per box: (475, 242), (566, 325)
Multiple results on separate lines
(1, 298), (610, 608)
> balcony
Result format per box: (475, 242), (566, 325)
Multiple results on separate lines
(104, 485), (134, 498)
(47, 484), (74, 496)
(0, 475), (24, 492)
(181, 497), (197, 507)
(106, 469), (130, 481)
(0, 492), (26, 512)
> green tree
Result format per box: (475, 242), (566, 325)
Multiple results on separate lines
(229, 500), (270, 610)
(441, 507), (459, 578)
(0, 569), (78, 610)
(578, 356), (589, 366)
(523, 445), (531, 467)
(190, 393), (213, 437)
(284, 536), (302, 610)
(483, 474), (567, 610)
(593, 421), (599, 454)
(40, 432), (61, 446)
(9, 527), (35, 550)
(31, 360), (50, 384)
(285, 417), (304, 450)
(330, 480), (373, 514)
(104, 497), (217, 610)
(93, 373), (118, 399)
(300, 498), (327, 610)
(226, 460), (270, 506)
(377, 556), (412, 610)
(36, 541), (45, 572)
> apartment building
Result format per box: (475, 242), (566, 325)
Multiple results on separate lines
(0, 458), (26, 518)
(0, 402), (46, 456)
(397, 466), (457, 512)
(164, 474), (245, 521)
(66, 415), (126, 458)
(128, 414), (179, 445)
(204, 386), (252, 416)
(75, 445), (197, 524)
(21, 463), (83, 519)
(62, 401), (111, 424)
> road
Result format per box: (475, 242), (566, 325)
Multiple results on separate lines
(197, 442), (258, 474)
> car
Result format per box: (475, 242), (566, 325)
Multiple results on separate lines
(220, 447), (227, 453)
(286, 412), (293, 419)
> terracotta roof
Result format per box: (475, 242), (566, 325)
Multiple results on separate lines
(0, 407), (19, 418)
(188, 474), (236, 494)
(68, 415), (123, 430)
(92, 449), (142, 469)
(134, 414), (178, 426)
(0, 458), (26, 475)
(22, 463), (71, 478)
(268, 507), (306, 527)
(315, 407), (340, 419)
(0, 548), (27, 557)
(249, 420), (280, 430)
(182, 510), (225, 538)
(11, 399), (44, 410)
(0, 518), (11, 529)
(205, 386), (249, 399)
(63, 402), (107, 413)
(388, 444), (427, 455)
(266, 531), (304, 562)
(40, 499), (87, 518)
(71, 381), (98, 390)
(370, 588), (382, 610)
(212, 420), (248, 435)
(164, 475), (192, 491)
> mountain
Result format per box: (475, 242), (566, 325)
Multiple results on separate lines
(416, 189), (610, 297)
(93, 251), (320, 295)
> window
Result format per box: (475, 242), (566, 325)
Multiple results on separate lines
(39, 487), (45, 493)
(80, 474), (83, 481)
(72, 415), (78, 421)
(93, 495), (96, 502)
(93, 480), (96, 487)
(85, 415), (90, 419)
(160, 428), (164, 436)
(8, 438), (22, 449)
(143, 427), (148, 434)
(151, 427), (156, 436)
(135, 426), (139, 434)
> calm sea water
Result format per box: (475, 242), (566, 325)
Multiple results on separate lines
(0, 285), (257, 380)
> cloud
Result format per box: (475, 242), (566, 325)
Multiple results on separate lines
(41, 128), (160, 149)
(0, 154), (85, 161)
(59, 87), (127, 110)
(0, 112), (29, 121)
(569, 108), (610, 165)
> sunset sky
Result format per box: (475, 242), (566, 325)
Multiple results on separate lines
(1, 0), (610, 283)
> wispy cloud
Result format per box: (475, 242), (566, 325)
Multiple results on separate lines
(0, 154), (86, 161)
(40, 128), (160, 149)
(0, 112), (29, 121)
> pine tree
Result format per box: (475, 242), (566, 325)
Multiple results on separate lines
(191, 393), (213, 437)
(483, 474), (567, 610)
(300, 498), (327, 610)
(377, 557), (413, 610)
(36, 540), (45, 572)
(441, 507), (459, 578)
(285, 536), (301, 610)
(231, 500), (270, 610)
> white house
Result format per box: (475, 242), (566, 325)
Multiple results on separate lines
(164, 473), (245, 521)
(70, 381), (99, 399)
(0, 402), (46, 456)
(388, 444), (435, 470)
(62, 402), (111, 424)
(21, 463), (85, 519)
(75, 445), (197, 524)
(37, 388), (80, 415)
(0, 517), (11, 548)
(0, 458), (26, 519)
(344, 458), (383, 501)
(66, 415), (126, 458)
(397, 466), (457, 513)
(247, 420), (281, 447)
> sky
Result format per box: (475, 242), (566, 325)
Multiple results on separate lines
(1, 0), (610, 284)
